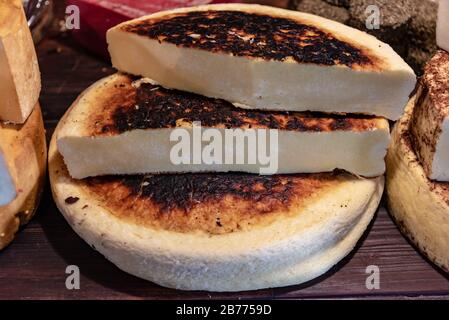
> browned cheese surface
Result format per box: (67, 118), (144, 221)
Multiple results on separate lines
(120, 10), (383, 70)
(84, 74), (381, 137)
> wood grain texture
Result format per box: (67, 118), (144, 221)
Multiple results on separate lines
(0, 1), (448, 299)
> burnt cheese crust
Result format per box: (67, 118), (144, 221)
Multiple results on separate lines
(120, 10), (381, 69)
(89, 74), (380, 137)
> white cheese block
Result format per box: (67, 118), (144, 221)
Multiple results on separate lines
(437, 0), (449, 52)
(0, 105), (46, 249)
(56, 73), (390, 179)
(107, 3), (416, 120)
(409, 51), (449, 181)
(0, 0), (41, 123)
(387, 96), (449, 273)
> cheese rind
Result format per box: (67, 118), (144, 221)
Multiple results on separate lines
(107, 4), (416, 120)
(410, 51), (449, 181)
(0, 0), (41, 123)
(0, 105), (47, 249)
(56, 73), (390, 178)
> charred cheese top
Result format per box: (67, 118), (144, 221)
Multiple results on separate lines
(65, 74), (386, 138)
(107, 4), (416, 120)
(119, 9), (383, 71)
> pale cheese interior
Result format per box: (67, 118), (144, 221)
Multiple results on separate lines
(58, 125), (390, 179)
(108, 29), (415, 121)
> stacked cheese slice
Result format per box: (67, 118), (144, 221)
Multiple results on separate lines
(387, 50), (449, 273)
(0, 0), (46, 249)
(51, 4), (416, 291)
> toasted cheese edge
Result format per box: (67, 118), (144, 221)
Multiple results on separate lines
(108, 3), (414, 73)
(107, 4), (416, 119)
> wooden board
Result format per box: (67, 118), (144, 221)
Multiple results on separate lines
(0, 3), (449, 299)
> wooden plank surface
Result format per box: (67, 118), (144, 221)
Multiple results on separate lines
(1, 2), (449, 300)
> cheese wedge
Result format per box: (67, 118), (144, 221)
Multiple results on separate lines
(409, 51), (449, 181)
(107, 3), (416, 120)
(56, 73), (390, 179)
(0, 0), (41, 123)
(0, 105), (47, 249)
(437, 0), (449, 52)
(386, 96), (449, 273)
(50, 120), (384, 291)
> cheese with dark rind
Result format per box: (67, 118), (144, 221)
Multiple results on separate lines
(409, 51), (449, 181)
(50, 115), (384, 290)
(107, 3), (416, 120)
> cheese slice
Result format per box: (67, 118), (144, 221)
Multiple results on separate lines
(437, 0), (449, 52)
(0, 0), (41, 123)
(0, 105), (47, 249)
(409, 51), (449, 181)
(386, 96), (449, 273)
(56, 73), (390, 179)
(107, 3), (416, 120)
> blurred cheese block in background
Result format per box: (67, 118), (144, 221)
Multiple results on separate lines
(0, 0), (41, 123)
(0, 106), (46, 249)
(66, 0), (239, 58)
(410, 51), (449, 181)
(437, 0), (449, 52)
